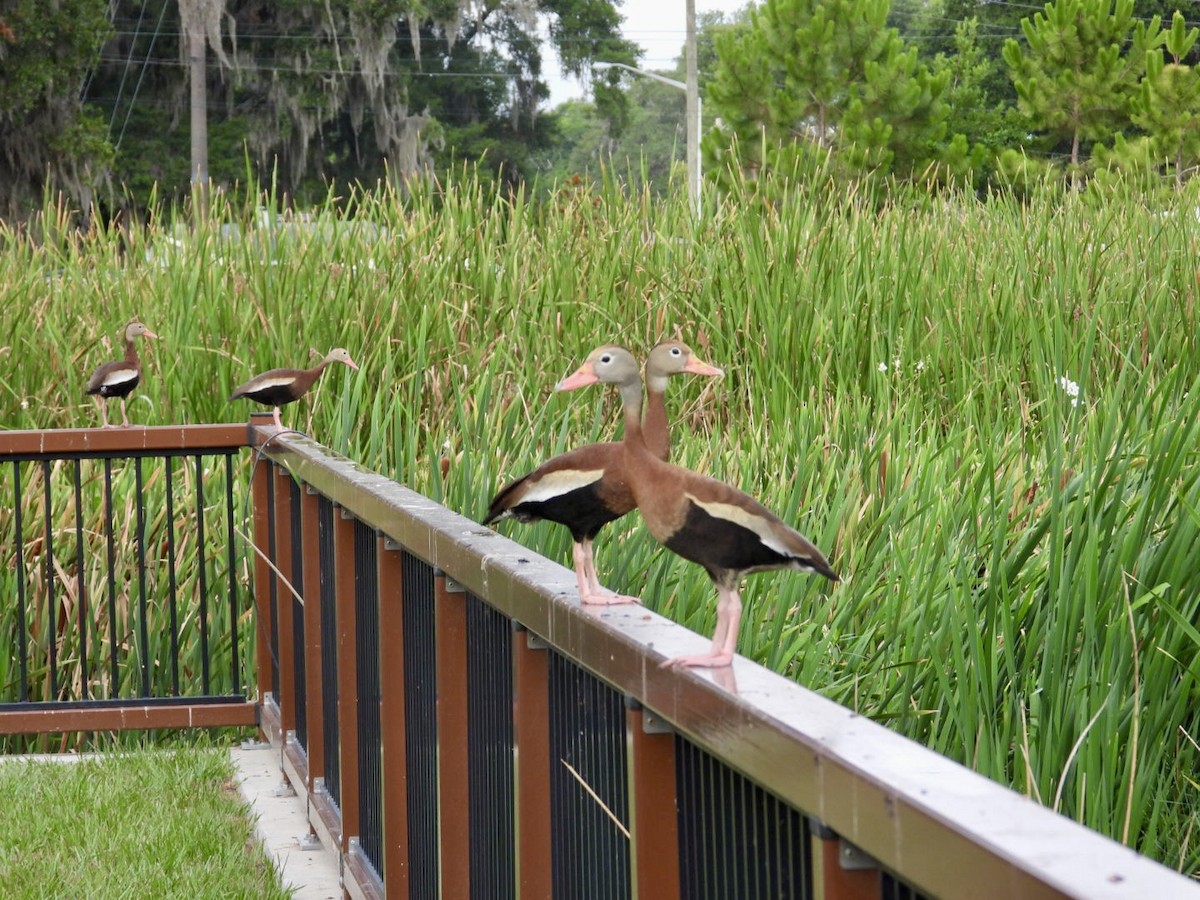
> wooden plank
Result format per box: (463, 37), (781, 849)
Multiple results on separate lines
(0, 701), (257, 734)
(250, 457), (274, 706)
(513, 628), (552, 900)
(812, 831), (881, 900)
(274, 465), (296, 736)
(378, 538), (410, 898)
(300, 485), (325, 789)
(0, 424), (250, 457)
(435, 574), (470, 900)
(344, 848), (385, 900)
(627, 706), (681, 898)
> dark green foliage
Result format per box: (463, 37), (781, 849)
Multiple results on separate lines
(0, 0), (113, 221)
(703, 0), (953, 187)
(1002, 0), (1164, 176)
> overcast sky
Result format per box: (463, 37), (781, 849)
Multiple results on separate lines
(543, 1), (751, 105)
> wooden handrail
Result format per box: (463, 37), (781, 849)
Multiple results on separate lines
(254, 426), (1195, 900)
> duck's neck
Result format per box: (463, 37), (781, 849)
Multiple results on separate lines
(296, 360), (332, 393)
(123, 336), (139, 365)
(619, 378), (653, 460)
(641, 375), (669, 461)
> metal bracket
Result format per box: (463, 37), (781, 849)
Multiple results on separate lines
(838, 838), (879, 871)
(383, 537), (403, 552)
(641, 710), (673, 735)
(526, 631), (548, 651)
(339, 506), (354, 520)
(297, 833), (323, 852)
(444, 576), (466, 594)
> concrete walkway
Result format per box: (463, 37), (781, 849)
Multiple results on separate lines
(230, 742), (342, 900)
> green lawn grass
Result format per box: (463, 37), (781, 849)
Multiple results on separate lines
(0, 744), (289, 898)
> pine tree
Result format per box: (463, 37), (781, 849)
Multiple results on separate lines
(705, 0), (950, 184)
(1132, 12), (1200, 189)
(1002, 0), (1163, 179)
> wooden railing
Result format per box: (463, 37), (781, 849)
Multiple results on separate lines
(1, 420), (1195, 898)
(246, 426), (1197, 900)
(0, 424), (257, 736)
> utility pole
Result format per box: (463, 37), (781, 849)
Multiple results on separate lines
(685, 0), (700, 215)
(188, 24), (208, 195)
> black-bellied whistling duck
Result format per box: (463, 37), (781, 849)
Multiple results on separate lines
(483, 341), (723, 605)
(558, 345), (838, 668)
(85, 321), (158, 428)
(231, 348), (359, 428)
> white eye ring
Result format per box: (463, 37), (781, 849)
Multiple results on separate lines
(670, 347), (682, 356)
(600, 354), (613, 364)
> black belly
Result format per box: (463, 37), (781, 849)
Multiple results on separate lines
(510, 485), (622, 542)
(99, 374), (140, 399)
(664, 501), (789, 583)
(242, 385), (300, 406)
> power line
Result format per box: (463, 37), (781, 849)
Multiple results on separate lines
(113, 1), (170, 154)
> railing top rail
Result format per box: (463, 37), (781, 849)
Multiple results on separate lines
(0, 424), (251, 458)
(254, 426), (1197, 900)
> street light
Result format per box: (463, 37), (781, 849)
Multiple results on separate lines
(593, 61), (702, 214)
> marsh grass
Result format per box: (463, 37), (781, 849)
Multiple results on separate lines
(0, 744), (289, 898)
(1, 174), (1198, 874)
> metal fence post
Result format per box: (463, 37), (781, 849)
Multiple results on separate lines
(299, 486), (325, 792)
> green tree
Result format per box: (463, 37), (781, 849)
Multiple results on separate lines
(1002, 0), (1164, 177)
(0, 0), (113, 222)
(79, 0), (636, 213)
(1131, 11), (1200, 188)
(703, 0), (951, 186)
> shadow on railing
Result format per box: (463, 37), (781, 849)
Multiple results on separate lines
(1, 421), (1194, 898)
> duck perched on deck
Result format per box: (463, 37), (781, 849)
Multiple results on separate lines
(558, 345), (838, 668)
(231, 348), (359, 428)
(483, 341), (722, 605)
(85, 320), (158, 428)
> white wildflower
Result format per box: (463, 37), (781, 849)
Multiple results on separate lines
(915, 360), (926, 373)
(877, 362), (888, 373)
(1058, 375), (1081, 407)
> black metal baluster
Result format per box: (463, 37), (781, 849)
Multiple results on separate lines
(225, 453), (240, 695)
(194, 454), (210, 694)
(134, 457), (150, 697)
(164, 456), (180, 695)
(13, 461), (29, 701)
(42, 460), (57, 699)
(103, 459), (119, 696)
(72, 459), (88, 700)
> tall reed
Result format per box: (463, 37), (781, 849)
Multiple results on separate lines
(0, 173), (1196, 874)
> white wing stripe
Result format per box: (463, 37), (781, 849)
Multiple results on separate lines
(101, 368), (138, 388)
(521, 469), (606, 503)
(247, 376), (296, 391)
(685, 493), (793, 556)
